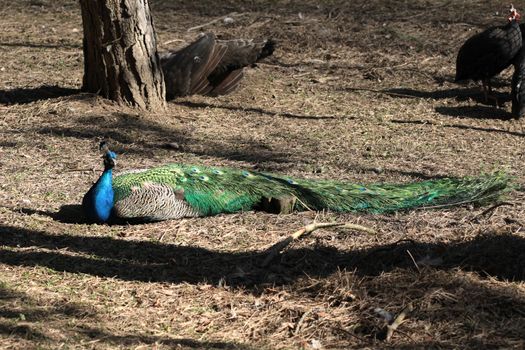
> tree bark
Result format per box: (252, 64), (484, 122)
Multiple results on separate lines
(79, 0), (166, 111)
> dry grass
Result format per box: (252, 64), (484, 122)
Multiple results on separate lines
(1, 0), (525, 349)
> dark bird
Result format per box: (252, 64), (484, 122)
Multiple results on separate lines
(159, 33), (276, 100)
(82, 143), (510, 223)
(511, 24), (525, 118)
(455, 5), (522, 104)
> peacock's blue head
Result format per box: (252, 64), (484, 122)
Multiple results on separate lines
(100, 142), (117, 170)
(82, 141), (117, 224)
(103, 150), (117, 170)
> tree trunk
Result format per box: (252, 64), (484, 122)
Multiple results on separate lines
(79, 0), (165, 111)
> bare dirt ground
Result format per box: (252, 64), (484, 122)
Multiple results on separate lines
(1, 0), (525, 349)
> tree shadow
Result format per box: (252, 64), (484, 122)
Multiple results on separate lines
(0, 41), (81, 50)
(77, 327), (253, 349)
(340, 265), (525, 347)
(175, 100), (352, 120)
(0, 141), (19, 148)
(0, 282), (251, 349)
(382, 87), (511, 104)
(0, 224), (523, 287)
(15, 205), (89, 224)
(343, 86), (512, 110)
(0, 321), (48, 342)
(434, 105), (515, 120)
(15, 205), (174, 226)
(36, 113), (171, 148)
(0, 85), (79, 105)
(390, 119), (525, 138)
(435, 105), (514, 120)
(0, 283), (95, 341)
(35, 112), (296, 165)
(1, 222), (525, 346)
(265, 59), (328, 69)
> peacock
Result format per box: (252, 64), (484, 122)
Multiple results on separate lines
(159, 33), (275, 100)
(455, 4), (522, 104)
(81, 143), (511, 224)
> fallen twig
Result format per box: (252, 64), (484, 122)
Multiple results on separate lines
(472, 201), (514, 221)
(385, 304), (414, 342)
(64, 167), (95, 173)
(294, 308), (316, 336)
(406, 249), (421, 273)
(162, 38), (186, 47)
(247, 18), (272, 29)
(345, 87), (420, 99)
(292, 195), (313, 212)
(261, 222), (376, 267)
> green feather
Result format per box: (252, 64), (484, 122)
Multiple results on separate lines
(112, 164), (511, 219)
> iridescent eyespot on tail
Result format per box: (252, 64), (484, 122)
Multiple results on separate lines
(199, 175), (209, 181)
(242, 170), (254, 178)
(287, 178), (298, 185)
(212, 169), (223, 175)
(190, 167), (201, 174)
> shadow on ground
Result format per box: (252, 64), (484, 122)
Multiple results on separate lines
(0, 85), (79, 105)
(175, 101), (352, 120)
(0, 283), (91, 342)
(15, 205), (89, 224)
(389, 119), (525, 138)
(383, 87), (511, 105)
(1, 222), (524, 347)
(344, 86), (514, 118)
(0, 283), (252, 349)
(1, 224), (524, 286)
(382, 88), (516, 119)
(33, 111), (295, 166)
(0, 41), (81, 50)
(435, 105), (515, 120)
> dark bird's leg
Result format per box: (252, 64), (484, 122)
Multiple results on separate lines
(481, 78), (499, 106)
(481, 78), (489, 102)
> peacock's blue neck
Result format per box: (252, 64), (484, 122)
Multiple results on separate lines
(84, 168), (115, 223)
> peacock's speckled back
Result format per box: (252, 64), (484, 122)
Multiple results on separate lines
(110, 164), (510, 221)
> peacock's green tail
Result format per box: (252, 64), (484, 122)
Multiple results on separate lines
(110, 163), (511, 221)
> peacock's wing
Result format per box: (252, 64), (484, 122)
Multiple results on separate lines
(111, 164), (296, 220)
(160, 33), (227, 99)
(207, 38), (276, 96)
